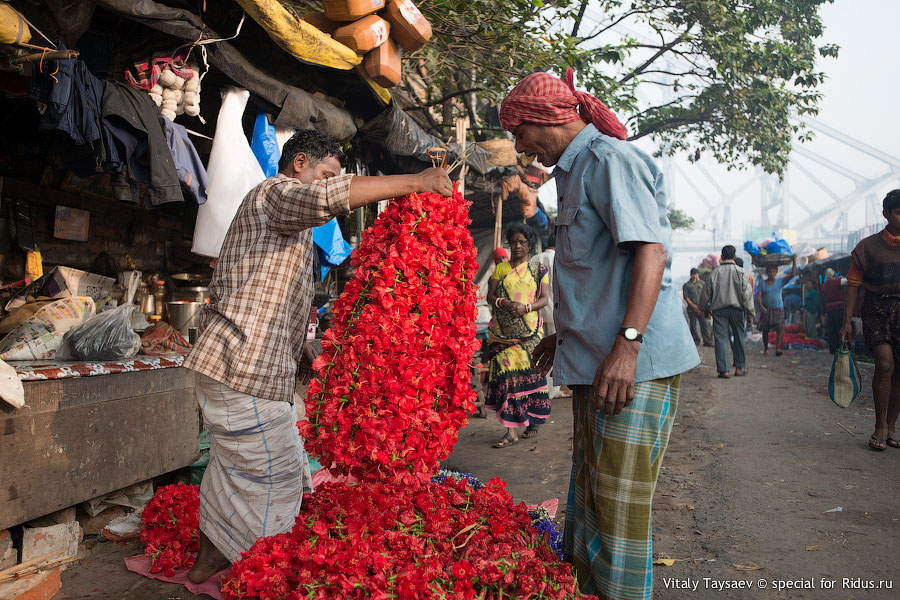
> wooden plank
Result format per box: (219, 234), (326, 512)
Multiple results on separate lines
(0, 369), (199, 530)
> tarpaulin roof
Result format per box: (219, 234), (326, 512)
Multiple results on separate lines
(95, 0), (358, 140)
(359, 104), (500, 176)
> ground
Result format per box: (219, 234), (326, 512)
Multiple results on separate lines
(56, 342), (898, 599)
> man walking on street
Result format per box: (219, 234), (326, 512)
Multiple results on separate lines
(183, 130), (452, 582)
(757, 257), (798, 356)
(501, 68), (699, 600)
(704, 245), (755, 378)
(683, 268), (711, 346)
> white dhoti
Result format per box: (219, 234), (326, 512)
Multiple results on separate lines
(195, 375), (313, 562)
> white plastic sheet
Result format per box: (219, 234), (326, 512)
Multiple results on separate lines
(191, 88), (265, 258)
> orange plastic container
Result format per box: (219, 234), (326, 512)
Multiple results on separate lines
(333, 15), (390, 53)
(303, 11), (339, 35)
(322, 0), (385, 22)
(383, 0), (432, 51)
(364, 38), (402, 87)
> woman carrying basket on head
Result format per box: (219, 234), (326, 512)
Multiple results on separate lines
(485, 223), (551, 447)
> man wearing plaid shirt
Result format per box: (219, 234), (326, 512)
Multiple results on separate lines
(184, 130), (451, 582)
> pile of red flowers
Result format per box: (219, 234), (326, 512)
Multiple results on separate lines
(140, 483), (201, 576)
(298, 189), (479, 484)
(221, 477), (595, 600)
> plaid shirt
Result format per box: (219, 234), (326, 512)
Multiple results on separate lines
(185, 173), (353, 402)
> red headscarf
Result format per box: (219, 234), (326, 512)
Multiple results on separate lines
(499, 68), (628, 140)
(492, 247), (509, 264)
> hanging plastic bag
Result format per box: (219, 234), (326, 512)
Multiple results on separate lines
(250, 110), (281, 178)
(57, 304), (141, 361)
(828, 342), (862, 408)
(191, 88), (265, 258)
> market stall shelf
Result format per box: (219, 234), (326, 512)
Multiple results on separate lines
(0, 367), (199, 531)
(11, 354), (185, 381)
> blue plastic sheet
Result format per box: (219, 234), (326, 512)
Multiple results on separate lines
(250, 110), (280, 178)
(766, 237), (793, 255)
(312, 218), (353, 279)
(249, 110), (352, 280)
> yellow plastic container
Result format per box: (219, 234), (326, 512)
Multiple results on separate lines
(364, 38), (402, 87)
(383, 0), (431, 51)
(333, 15), (390, 53)
(323, 0), (385, 22)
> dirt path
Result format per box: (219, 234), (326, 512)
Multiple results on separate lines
(651, 344), (899, 599)
(57, 343), (898, 599)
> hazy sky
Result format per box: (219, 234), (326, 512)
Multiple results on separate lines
(662, 0), (900, 247)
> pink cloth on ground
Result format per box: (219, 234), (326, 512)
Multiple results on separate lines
(124, 554), (229, 599)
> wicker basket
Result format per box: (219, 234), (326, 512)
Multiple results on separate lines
(476, 139), (517, 167)
(752, 253), (793, 268)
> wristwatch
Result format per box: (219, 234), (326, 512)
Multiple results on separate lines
(619, 327), (644, 343)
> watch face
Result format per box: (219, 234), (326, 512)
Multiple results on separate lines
(624, 327), (639, 340)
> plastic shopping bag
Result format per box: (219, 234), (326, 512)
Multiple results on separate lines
(191, 88), (265, 258)
(828, 342), (862, 408)
(57, 304), (141, 361)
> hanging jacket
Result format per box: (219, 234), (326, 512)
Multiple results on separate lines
(162, 116), (208, 204)
(102, 80), (182, 206)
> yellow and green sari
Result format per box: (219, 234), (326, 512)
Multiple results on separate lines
(484, 261), (550, 427)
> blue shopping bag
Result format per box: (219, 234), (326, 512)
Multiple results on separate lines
(828, 342), (862, 408)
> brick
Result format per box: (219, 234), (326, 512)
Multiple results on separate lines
(26, 507), (76, 528)
(76, 506), (128, 536)
(0, 529), (16, 570)
(21, 522), (81, 562)
(0, 567), (61, 600)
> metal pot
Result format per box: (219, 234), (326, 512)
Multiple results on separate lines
(166, 301), (204, 338)
(170, 286), (210, 303)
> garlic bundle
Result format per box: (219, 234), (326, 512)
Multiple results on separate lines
(151, 64), (202, 120)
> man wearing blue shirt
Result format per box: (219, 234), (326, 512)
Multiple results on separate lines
(757, 258), (798, 356)
(501, 69), (699, 600)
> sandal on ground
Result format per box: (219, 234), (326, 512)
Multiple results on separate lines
(734, 368), (747, 377)
(717, 372), (730, 379)
(521, 425), (540, 439)
(775, 350), (784, 357)
(868, 434), (887, 451)
(886, 435), (900, 448)
(492, 432), (518, 448)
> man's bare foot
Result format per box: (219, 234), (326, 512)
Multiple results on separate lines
(762, 349), (769, 355)
(187, 532), (230, 584)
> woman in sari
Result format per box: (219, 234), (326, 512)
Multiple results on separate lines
(485, 223), (551, 448)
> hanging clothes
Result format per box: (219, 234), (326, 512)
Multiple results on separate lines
(29, 41), (120, 174)
(102, 80), (182, 206)
(162, 117), (208, 204)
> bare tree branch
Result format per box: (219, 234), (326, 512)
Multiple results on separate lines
(571, 0), (589, 37)
(629, 116), (708, 141)
(618, 31), (689, 85)
(406, 87), (485, 109)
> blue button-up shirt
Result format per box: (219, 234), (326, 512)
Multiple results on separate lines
(551, 124), (699, 385)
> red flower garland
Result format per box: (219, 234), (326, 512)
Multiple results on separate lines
(140, 483), (201, 576)
(221, 477), (596, 600)
(298, 189), (480, 484)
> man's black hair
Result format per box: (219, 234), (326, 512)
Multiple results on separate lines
(721, 245), (736, 260)
(505, 222), (538, 252)
(690, 267), (699, 275)
(278, 129), (345, 172)
(883, 189), (900, 212)
(734, 257), (744, 268)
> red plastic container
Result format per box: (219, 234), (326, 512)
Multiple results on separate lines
(333, 15), (390, 53)
(322, 0), (385, 22)
(364, 38), (402, 87)
(383, 0), (432, 51)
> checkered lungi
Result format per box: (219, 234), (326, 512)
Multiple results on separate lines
(564, 376), (680, 600)
(195, 375), (314, 562)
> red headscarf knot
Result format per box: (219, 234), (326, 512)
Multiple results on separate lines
(500, 68), (628, 141)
